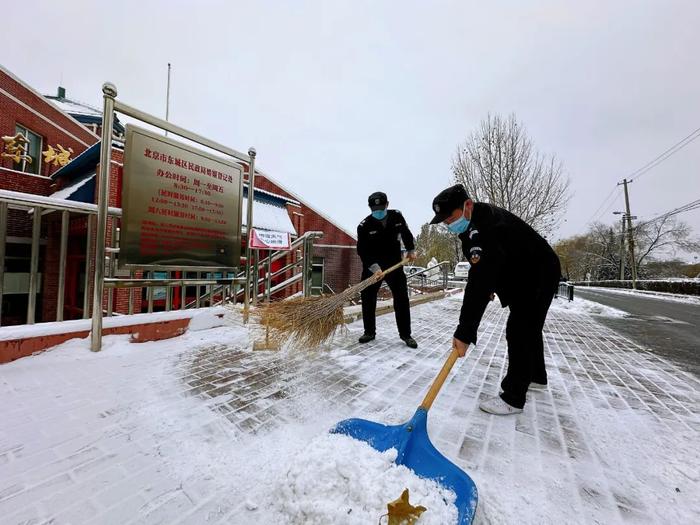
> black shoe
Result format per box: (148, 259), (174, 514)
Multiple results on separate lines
(359, 333), (376, 344)
(401, 336), (418, 349)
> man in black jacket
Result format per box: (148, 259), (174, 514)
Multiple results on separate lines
(429, 184), (561, 415)
(357, 191), (418, 348)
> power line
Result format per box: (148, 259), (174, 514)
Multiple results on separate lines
(586, 185), (618, 224)
(628, 126), (700, 183)
(586, 125), (700, 227)
(635, 197), (700, 229)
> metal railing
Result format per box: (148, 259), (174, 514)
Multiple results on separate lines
(0, 188), (121, 326)
(556, 281), (575, 301)
(0, 187), (322, 332)
(405, 261), (451, 295)
(236, 230), (322, 303)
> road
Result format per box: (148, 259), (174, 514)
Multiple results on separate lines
(576, 287), (700, 377)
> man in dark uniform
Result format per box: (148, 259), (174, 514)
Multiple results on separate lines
(429, 184), (561, 415)
(357, 192), (418, 348)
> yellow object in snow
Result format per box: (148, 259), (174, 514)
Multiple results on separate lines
(387, 488), (427, 524)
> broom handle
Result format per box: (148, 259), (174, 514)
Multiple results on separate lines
(419, 346), (461, 411)
(377, 258), (409, 278)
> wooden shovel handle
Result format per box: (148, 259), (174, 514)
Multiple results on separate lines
(419, 346), (461, 411)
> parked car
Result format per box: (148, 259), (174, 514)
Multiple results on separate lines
(453, 261), (470, 280)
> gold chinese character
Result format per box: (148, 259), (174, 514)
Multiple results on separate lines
(42, 144), (73, 167)
(1, 133), (32, 164)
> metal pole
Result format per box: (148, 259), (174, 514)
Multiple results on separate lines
(266, 254), (272, 302)
(180, 271), (186, 310)
(0, 202), (6, 325)
(83, 214), (94, 319)
(620, 179), (638, 289)
(243, 147), (256, 321)
(27, 206), (41, 324)
(91, 82), (117, 352)
(165, 271), (172, 311)
(619, 216), (626, 281)
(57, 210), (69, 321)
(128, 269), (134, 314)
(147, 283), (154, 313)
(107, 219), (115, 316)
(303, 237), (312, 298)
(252, 250), (258, 306)
(196, 271), (201, 308)
(165, 63), (171, 137)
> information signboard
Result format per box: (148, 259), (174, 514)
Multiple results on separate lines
(249, 228), (291, 250)
(120, 125), (243, 268)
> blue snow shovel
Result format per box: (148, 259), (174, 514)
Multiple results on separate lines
(331, 346), (478, 524)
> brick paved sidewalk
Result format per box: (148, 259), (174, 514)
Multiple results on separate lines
(0, 298), (698, 524)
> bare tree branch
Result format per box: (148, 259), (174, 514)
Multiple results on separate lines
(452, 114), (570, 235)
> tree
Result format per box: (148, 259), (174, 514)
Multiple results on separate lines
(414, 223), (462, 268)
(633, 216), (700, 276)
(554, 216), (699, 280)
(452, 113), (570, 235)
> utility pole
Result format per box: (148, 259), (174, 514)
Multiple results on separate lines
(614, 212), (626, 280)
(618, 178), (638, 289)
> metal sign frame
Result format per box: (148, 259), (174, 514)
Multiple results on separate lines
(120, 124), (243, 269)
(92, 83), (256, 351)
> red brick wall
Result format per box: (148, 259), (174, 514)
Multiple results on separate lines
(0, 68), (97, 179)
(1, 68), (99, 324)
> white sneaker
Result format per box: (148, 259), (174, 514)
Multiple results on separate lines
(529, 382), (547, 391)
(479, 396), (523, 415)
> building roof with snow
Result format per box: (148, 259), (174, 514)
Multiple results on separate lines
(45, 87), (125, 136)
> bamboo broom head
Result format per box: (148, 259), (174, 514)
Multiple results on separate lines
(253, 260), (405, 350)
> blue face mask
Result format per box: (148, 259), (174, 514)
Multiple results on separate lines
(372, 209), (387, 220)
(447, 207), (470, 234)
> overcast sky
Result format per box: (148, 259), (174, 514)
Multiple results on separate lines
(3, 1), (699, 257)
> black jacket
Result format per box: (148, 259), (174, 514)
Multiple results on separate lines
(454, 203), (561, 345)
(357, 210), (415, 270)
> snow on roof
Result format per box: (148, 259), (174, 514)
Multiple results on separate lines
(244, 182), (300, 206)
(45, 97), (102, 118)
(252, 168), (356, 241)
(50, 173), (95, 200)
(242, 197), (297, 235)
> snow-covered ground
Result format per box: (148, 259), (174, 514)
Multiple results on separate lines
(580, 286), (700, 305)
(1, 300), (698, 524)
(548, 295), (628, 318)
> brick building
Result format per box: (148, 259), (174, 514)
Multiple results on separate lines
(0, 65), (98, 323)
(1, 65), (361, 326)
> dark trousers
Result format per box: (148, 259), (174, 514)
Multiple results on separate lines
(360, 267), (411, 338)
(500, 285), (556, 409)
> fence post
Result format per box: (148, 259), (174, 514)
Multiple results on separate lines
(91, 82), (117, 351)
(56, 210), (69, 321)
(244, 148), (256, 320)
(0, 202), (7, 325)
(27, 206), (41, 324)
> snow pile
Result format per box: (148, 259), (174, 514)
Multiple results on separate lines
(271, 434), (458, 524)
(188, 308), (226, 331)
(143, 385), (458, 524)
(549, 296), (628, 318)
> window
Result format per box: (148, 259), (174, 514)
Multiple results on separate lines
(311, 256), (325, 296)
(13, 124), (43, 175)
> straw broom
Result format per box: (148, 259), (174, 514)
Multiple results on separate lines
(254, 259), (408, 350)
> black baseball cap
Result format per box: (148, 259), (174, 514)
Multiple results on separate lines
(368, 191), (388, 210)
(429, 184), (469, 224)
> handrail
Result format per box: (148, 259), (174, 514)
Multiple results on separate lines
(406, 261), (450, 279)
(0, 188), (122, 216)
(254, 230), (323, 269)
